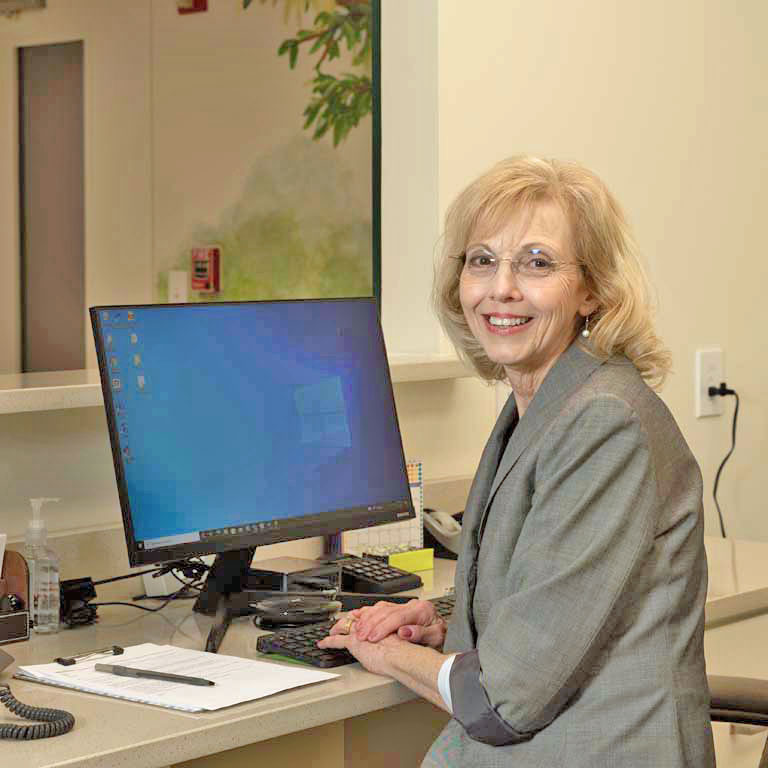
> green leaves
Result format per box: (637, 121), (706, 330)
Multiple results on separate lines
(272, 1), (373, 145)
(303, 72), (371, 146)
(278, 39), (300, 68)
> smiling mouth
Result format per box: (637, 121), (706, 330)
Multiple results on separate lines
(486, 315), (532, 328)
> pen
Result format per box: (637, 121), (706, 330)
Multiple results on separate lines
(94, 663), (215, 686)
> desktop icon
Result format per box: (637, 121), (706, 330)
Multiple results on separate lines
(102, 311), (109, 322)
(127, 311), (135, 322)
(106, 334), (113, 348)
(133, 354), (142, 367)
(130, 333), (138, 344)
(137, 375), (145, 391)
(110, 356), (119, 369)
(111, 378), (122, 391)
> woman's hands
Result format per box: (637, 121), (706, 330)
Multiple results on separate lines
(326, 599), (447, 648)
(317, 627), (407, 677)
(317, 600), (451, 711)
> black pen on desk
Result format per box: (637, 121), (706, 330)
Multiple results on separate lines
(94, 663), (215, 687)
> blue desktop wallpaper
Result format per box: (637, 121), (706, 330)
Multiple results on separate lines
(94, 300), (409, 544)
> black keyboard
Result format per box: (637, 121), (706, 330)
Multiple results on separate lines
(256, 592), (456, 668)
(339, 557), (423, 594)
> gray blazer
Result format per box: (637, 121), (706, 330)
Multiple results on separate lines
(423, 341), (715, 768)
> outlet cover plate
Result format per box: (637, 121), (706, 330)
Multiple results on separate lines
(695, 348), (724, 418)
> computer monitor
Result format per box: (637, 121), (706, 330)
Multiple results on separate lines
(90, 298), (414, 612)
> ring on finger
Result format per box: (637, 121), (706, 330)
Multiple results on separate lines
(340, 616), (356, 635)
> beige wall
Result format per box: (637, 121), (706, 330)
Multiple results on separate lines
(1, 0), (766, 549)
(0, 0), (489, 543)
(380, 0), (441, 355)
(0, 0), (154, 374)
(437, 0), (768, 540)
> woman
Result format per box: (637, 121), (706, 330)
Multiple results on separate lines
(319, 156), (715, 767)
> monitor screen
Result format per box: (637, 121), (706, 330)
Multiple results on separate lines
(90, 299), (414, 567)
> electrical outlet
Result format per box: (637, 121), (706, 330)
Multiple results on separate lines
(695, 348), (724, 418)
(168, 270), (188, 303)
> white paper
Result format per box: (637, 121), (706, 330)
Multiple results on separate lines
(16, 643), (337, 712)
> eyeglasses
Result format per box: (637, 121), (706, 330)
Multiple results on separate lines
(454, 245), (577, 282)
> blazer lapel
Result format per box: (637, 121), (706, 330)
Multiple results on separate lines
(460, 391), (518, 541)
(482, 341), (605, 525)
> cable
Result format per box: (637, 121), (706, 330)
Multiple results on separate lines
(63, 559), (211, 623)
(94, 575), (204, 613)
(708, 383), (739, 538)
(92, 595), (177, 613)
(93, 567), (161, 586)
(130, 568), (205, 602)
(0, 685), (75, 740)
(169, 569), (203, 594)
(131, 591), (198, 602)
(93, 558), (208, 587)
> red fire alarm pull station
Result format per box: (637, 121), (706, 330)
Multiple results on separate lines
(177, 0), (208, 14)
(191, 246), (221, 293)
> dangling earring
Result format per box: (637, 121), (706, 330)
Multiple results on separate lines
(581, 315), (591, 338)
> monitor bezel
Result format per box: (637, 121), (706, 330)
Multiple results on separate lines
(90, 297), (414, 568)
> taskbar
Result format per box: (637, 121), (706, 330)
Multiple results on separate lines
(197, 500), (411, 542)
(136, 499), (411, 551)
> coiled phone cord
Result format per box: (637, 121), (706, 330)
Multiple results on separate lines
(0, 684), (75, 739)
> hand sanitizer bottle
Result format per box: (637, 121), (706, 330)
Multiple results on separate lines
(25, 497), (61, 634)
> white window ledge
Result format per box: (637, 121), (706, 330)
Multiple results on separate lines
(0, 356), (473, 415)
(388, 353), (471, 383)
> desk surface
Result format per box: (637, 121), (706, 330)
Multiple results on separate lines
(6, 546), (768, 768)
(1, 560), (455, 768)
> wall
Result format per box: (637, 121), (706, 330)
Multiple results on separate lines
(380, 0), (440, 355)
(0, 0), (490, 545)
(150, 2), (374, 307)
(0, 0), (154, 375)
(379, 0), (494, 521)
(437, 0), (768, 540)
(3, 0), (763, 549)
(1, 0), (376, 374)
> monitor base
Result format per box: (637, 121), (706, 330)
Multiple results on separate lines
(192, 549), (340, 615)
(193, 548), (264, 615)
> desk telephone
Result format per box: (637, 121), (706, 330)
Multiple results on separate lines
(423, 508), (462, 559)
(0, 647), (75, 739)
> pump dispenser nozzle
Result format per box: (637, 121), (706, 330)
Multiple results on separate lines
(27, 497), (60, 546)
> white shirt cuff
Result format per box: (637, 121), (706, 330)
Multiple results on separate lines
(437, 654), (457, 713)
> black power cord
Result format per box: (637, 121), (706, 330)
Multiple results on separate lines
(92, 559), (211, 613)
(60, 559), (211, 625)
(708, 382), (739, 538)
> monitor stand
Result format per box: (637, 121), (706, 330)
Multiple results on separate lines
(193, 548), (284, 615)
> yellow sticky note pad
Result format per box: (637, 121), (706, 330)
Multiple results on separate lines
(388, 548), (434, 573)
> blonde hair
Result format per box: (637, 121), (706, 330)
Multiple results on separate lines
(433, 156), (671, 389)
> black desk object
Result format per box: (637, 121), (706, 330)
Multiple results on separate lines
(337, 557), (422, 594)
